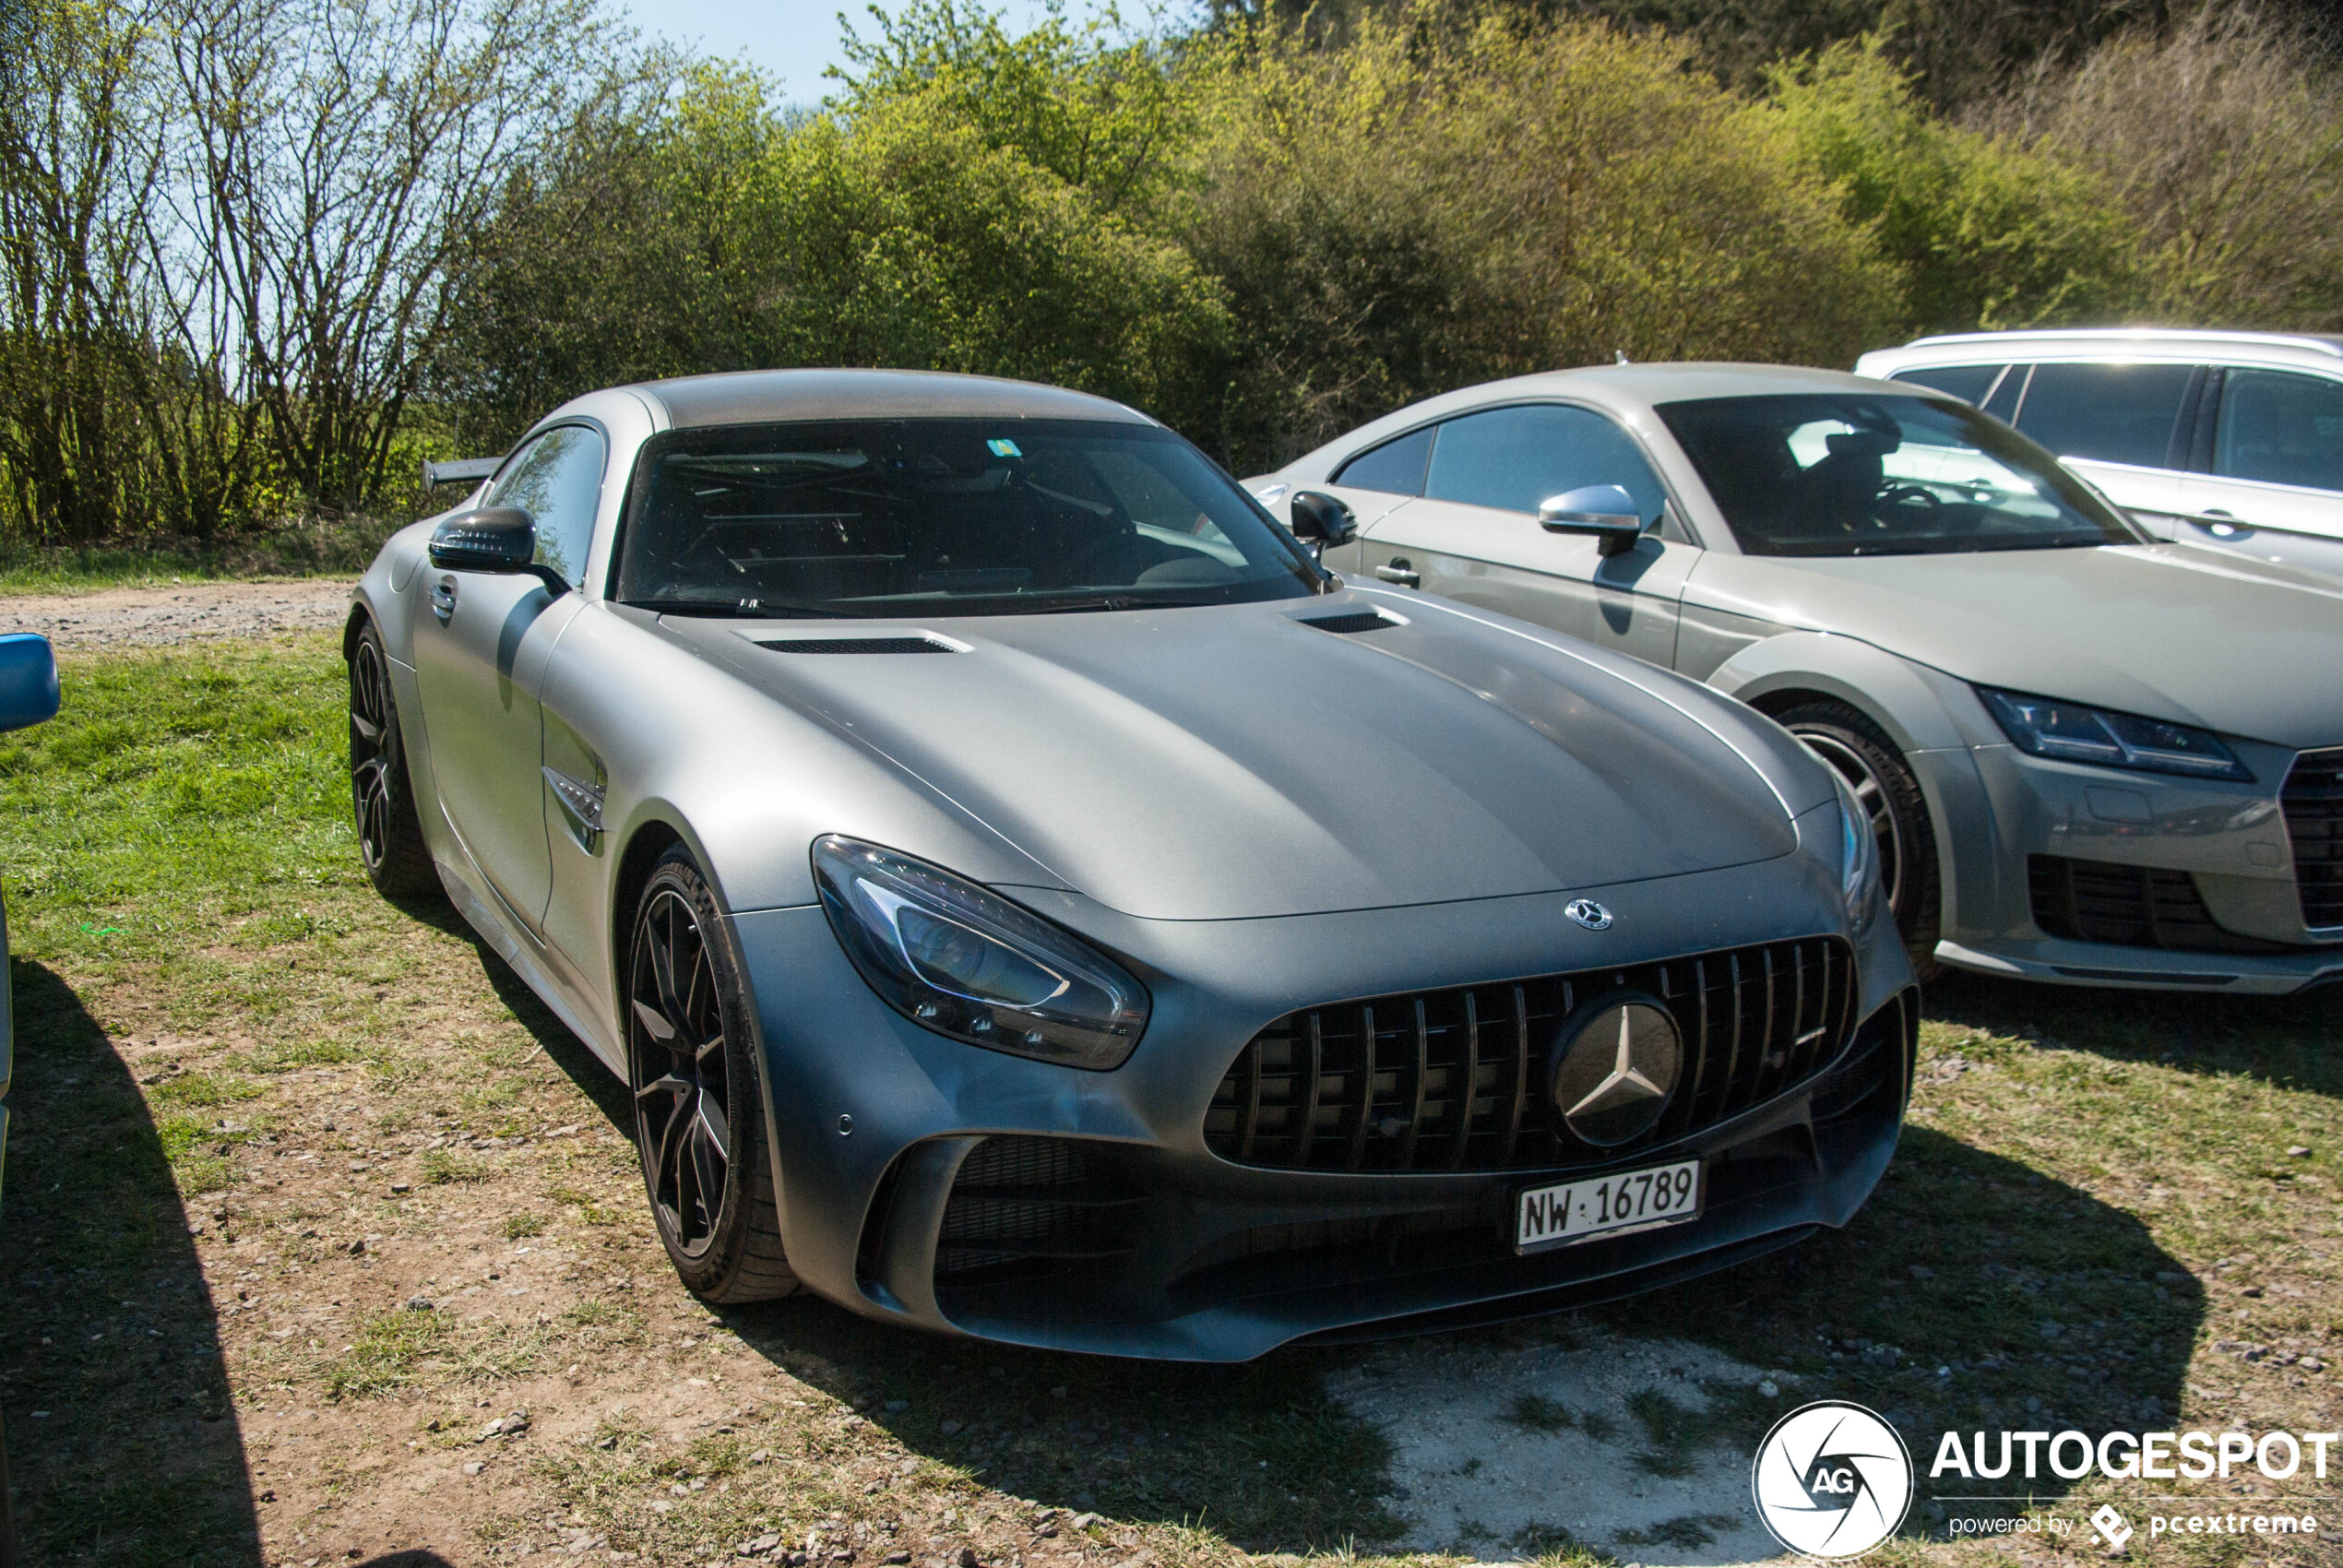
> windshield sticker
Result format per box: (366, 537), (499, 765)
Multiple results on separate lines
(986, 438), (1022, 458)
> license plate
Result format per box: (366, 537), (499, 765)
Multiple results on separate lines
(1516, 1158), (1704, 1253)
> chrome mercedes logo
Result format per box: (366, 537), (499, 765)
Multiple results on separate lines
(1550, 995), (1682, 1146)
(1564, 898), (1612, 931)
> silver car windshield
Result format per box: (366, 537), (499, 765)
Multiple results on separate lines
(615, 419), (1320, 615)
(1658, 393), (2141, 558)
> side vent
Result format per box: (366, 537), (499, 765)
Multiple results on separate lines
(1298, 611), (1402, 636)
(757, 636), (958, 655)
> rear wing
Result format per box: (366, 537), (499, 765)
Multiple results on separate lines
(422, 456), (500, 489)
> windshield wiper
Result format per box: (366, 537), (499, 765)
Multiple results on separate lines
(634, 597), (858, 618)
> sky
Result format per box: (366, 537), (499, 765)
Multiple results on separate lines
(620, 0), (1057, 101)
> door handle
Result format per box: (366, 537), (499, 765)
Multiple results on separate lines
(431, 576), (457, 624)
(2191, 508), (2252, 538)
(1375, 560), (1420, 588)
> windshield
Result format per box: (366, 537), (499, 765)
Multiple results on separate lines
(614, 418), (1320, 615)
(1656, 393), (2141, 557)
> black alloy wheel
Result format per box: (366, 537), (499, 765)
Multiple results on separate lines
(347, 623), (437, 897)
(625, 846), (796, 1301)
(1776, 697), (1943, 980)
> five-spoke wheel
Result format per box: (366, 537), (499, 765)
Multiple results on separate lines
(625, 847), (797, 1301)
(347, 623), (435, 897)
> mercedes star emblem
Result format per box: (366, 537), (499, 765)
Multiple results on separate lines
(1564, 897), (1612, 931)
(1550, 994), (1682, 1146)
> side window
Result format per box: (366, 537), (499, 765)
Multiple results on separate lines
(487, 425), (606, 588)
(2014, 363), (2193, 469)
(1333, 425), (1434, 495)
(1421, 404), (1669, 525)
(1891, 365), (2004, 405)
(2214, 369), (2343, 494)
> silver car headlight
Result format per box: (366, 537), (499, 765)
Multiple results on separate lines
(1829, 769), (1883, 935)
(813, 836), (1149, 1070)
(1978, 686), (2253, 782)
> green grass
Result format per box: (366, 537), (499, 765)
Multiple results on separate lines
(4, 636), (2343, 1565)
(0, 517), (400, 594)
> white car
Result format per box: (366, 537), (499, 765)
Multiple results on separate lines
(1854, 328), (2343, 579)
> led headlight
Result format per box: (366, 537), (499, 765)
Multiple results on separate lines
(812, 835), (1149, 1070)
(1977, 687), (2253, 782)
(1828, 768), (1883, 934)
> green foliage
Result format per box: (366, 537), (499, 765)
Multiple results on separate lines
(1183, 6), (1900, 468)
(1768, 36), (2142, 335)
(440, 48), (1230, 449)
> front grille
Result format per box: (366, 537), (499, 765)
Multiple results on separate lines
(2283, 748), (2343, 929)
(1205, 938), (1855, 1174)
(2028, 854), (2298, 955)
(934, 1136), (1143, 1283)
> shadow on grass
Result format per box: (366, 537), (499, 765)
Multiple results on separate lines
(1927, 968), (2343, 1094)
(417, 890), (1406, 1553)
(1593, 1123), (2205, 1526)
(0, 958), (260, 1566)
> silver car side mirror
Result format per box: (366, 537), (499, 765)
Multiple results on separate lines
(1538, 485), (1645, 556)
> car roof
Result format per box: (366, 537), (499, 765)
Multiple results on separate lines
(1281, 362), (1937, 474)
(624, 368), (1159, 430)
(1862, 327), (2343, 365)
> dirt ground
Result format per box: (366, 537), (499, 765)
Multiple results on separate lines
(0, 578), (355, 647)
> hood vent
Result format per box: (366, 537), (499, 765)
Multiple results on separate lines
(757, 636), (958, 655)
(1298, 610), (1402, 636)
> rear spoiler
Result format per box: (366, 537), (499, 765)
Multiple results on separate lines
(422, 456), (500, 489)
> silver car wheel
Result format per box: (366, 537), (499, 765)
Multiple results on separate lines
(628, 887), (731, 1260)
(1794, 728), (1906, 918)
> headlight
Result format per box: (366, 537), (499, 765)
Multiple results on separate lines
(812, 836), (1149, 1070)
(1977, 687), (2253, 782)
(1828, 769), (1882, 934)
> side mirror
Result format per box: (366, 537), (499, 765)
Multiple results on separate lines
(0, 635), (58, 732)
(1538, 485), (1646, 556)
(1288, 490), (1359, 556)
(428, 507), (567, 595)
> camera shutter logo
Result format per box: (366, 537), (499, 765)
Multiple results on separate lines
(1751, 1401), (1912, 1558)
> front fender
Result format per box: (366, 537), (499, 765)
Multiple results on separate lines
(1703, 631), (2007, 944)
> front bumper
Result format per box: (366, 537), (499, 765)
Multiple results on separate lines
(1918, 731), (2343, 994)
(729, 852), (1914, 1360)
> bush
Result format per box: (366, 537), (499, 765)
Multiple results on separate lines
(1981, 5), (2343, 331)
(1768, 35), (2142, 335)
(1183, 5), (1901, 469)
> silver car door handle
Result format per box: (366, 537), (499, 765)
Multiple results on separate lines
(1374, 561), (1420, 588)
(431, 576), (457, 624)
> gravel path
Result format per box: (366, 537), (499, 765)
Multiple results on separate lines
(0, 579), (354, 648)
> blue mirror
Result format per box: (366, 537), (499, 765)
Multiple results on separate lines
(0, 635), (58, 732)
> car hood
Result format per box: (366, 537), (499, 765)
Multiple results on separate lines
(666, 598), (1800, 921)
(1685, 543), (2343, 751)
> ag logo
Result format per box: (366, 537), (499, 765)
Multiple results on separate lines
(1750, 1400), (1912, 1558)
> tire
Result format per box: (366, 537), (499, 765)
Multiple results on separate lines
(348, 622), (438, 898)
(1775, 697), (1943, 982)
(625, 845), (798, 1303)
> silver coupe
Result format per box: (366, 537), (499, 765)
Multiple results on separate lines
(351, 369), (1913, 1358)
(1255, 363), (2343, 995)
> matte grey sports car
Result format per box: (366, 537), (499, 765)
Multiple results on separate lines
(1255, 364), (2343, 996)
(351, 369), (1914, 1359)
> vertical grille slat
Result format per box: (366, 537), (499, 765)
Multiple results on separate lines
(1450, 990), (1481, 1172)
(1207, 937), (1859, 1174)
(2284, 748), (2343, 930)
